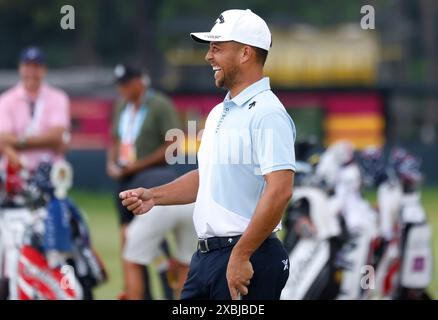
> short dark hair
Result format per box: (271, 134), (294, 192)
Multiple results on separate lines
(254, 47), (268, 66)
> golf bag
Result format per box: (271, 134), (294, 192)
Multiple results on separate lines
(374, 186), (433, 300)
(281, 162), (345, 300)
(0, 159), (107, 300)
(362, 148), (433, 300)
(301, 141), (378, 300)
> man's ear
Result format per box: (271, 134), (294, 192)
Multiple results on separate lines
(240, 45), (252, 64)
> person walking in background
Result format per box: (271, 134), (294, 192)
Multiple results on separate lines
(108, 63), (190, 299)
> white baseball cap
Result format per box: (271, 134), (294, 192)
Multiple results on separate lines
(190, 9), (272, 51)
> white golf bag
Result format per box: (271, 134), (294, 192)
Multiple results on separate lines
(370, 180), (433, 299)
(307, 141), (378, 299)
(281, 179), (345, 299)
(334, 163), (379, 300)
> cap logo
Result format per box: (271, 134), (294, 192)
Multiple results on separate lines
(205, 34), (221, 39)
(215, 14), (225, 24)
(114, 64), (126, 77)
(27, 48), (38, 59)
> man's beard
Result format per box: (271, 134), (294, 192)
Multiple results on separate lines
(218, 65), (239, 90)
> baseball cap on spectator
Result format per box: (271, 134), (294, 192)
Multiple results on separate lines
(20, 46), (46, 65)
(113, 64), (142, 84)
(190, 9), (272, 51)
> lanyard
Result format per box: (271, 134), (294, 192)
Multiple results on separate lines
(26, 96), (44, 136)
(118, 103), (148, 143)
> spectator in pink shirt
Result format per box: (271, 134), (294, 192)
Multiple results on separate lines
(0, 46), (71, 171)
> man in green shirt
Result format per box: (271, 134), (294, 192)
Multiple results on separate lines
(107, 64), (191, 299)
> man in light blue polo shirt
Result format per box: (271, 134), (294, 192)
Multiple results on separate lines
(119, 9), (296, 300)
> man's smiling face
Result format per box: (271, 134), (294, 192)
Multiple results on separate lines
(205, 41), (242, 89)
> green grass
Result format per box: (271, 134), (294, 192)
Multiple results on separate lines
(420, 189), (438, 299)
(70, 187), (438, 300)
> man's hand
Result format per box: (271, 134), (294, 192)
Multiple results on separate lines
(224, 170), (293, 300)
(119, 164), (139, 178)
(107, 162), (122, 180)
(107, 162), (139, 180)
(119, 187), (155, 215)
(2, 145), (22, 169)
(226, 251), (254, 300)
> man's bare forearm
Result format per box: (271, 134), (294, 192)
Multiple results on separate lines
(16, 127), (67, 151)
(232, 171), (294, 259)
(24, 132), (64, 150)
(151, 169), (199, 205)
(107, 139), (119, 164)
(132, 143), (168, 171)
(0, 133), (18, 147)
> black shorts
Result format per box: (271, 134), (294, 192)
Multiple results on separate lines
(115, 165), (178, 225)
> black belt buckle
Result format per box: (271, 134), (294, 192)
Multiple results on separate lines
(199, 238), (210, 253)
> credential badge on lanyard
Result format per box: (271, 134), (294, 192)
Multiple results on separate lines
(118, 103), (147, 166)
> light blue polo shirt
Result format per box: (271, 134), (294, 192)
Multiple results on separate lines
(194, 77), (296, 238)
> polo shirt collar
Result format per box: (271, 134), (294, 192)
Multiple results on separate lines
(224, 77), (270, 107)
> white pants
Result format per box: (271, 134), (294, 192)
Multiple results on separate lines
(123, 204), (196, 265)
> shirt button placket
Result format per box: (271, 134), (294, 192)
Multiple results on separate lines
(216, 106), (230, 133)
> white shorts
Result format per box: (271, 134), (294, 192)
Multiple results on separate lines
(123, 203), (196, 265)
